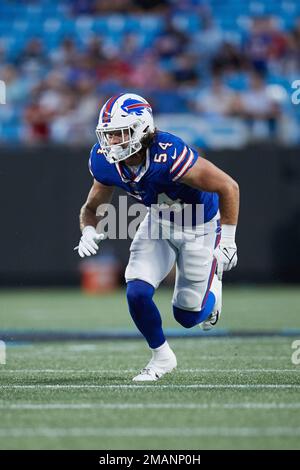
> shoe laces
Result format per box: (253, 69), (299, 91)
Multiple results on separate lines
(140, 367), (160, 379)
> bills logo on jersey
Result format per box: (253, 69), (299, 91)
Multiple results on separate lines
(121, 98), (152, 116)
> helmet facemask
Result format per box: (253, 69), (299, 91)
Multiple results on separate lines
(96, 120), (147, 164)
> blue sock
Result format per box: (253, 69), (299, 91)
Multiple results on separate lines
(126, 280), (165, 349)
(173, 291), (216, 329)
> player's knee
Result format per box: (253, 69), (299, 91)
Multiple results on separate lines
(172, 288), (212, 328)
(173, 287), (202, 311)
(126, 280), (155, 309)
(173, 305), (200, 329)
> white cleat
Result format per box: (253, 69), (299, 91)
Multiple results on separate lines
(133, 351), (177, 382)
(201, 309), (221, 331)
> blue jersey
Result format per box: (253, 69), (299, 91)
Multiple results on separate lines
(89, 130), (219, 225)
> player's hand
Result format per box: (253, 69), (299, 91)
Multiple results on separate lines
(214, 224), (237, 280)
(74, 226), (104, 258)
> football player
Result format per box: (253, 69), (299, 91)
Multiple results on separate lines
(76, 93), (239, 381)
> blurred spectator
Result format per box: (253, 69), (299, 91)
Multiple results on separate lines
(284, 18), (300, 77)
(24, 97), (51, 144)
(15, 39), (48, 71)
(67, 55), (97, 86)
(122, 33), (142, 63)
(97, 53), (133, 87)
(51, 86), (96, 144)
(244, 16), (288, 74)
(85, 37), (106, 66)
(155, 21), (189, 60)
(1, 64), (31, 104)
(268, 18), (288, 61)
(212, 41), (247, 75)
(172, 54), (199, 87)
(50, 38), (79, 67)
(128, 53), (162, 90)
(235, 70), (281, 138)
(291, 17), (300, 48)
(39, 72), (68, 116)
(193, 73), (237, 117)
(189, 13), (223, 59)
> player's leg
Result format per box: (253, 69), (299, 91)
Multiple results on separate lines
(125, 215), (177, 381)
(172, 216), (222, 329)
(201, 273), (222, 330)
(200, 217), (223, 330)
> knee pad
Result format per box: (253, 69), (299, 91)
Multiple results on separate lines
(173, 287), (202, 312)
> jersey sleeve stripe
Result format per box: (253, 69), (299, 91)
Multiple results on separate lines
(88, 157), (94, 177)
(172, 150), (194, 181)
(170, 146), (188, 173)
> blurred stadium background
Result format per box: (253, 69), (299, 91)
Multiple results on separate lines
(0, 0), (300, 451)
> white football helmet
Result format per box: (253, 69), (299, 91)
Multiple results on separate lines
(95, 93), (155, 164)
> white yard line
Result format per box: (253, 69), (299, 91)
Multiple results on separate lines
(0, 427), (299, 438)
(1, 384), (300, 389)
(1, 402), (300, 410)
(1, 368), (299, 373)
(9, 354), (293, 361)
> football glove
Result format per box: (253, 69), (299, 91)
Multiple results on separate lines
(214, 224), (237, 280)
(75, 226), (104, 258)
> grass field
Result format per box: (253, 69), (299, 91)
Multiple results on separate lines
(0, 286), (300, 450)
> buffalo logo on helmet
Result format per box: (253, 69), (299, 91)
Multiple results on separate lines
(121, 98), (152, 116)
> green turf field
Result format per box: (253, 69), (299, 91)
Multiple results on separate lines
(0, 286), (300, 450)
(1, 285), (299, 330)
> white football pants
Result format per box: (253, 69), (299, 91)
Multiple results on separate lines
(125, 211), (221, 311)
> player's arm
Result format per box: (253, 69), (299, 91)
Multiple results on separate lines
(80, 179), (114, 230)
(181, 157), (239, 279)
(76, 180), (114, 258)
(181, 157), (239, 225)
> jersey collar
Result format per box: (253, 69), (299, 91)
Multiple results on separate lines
(115, 149), (150, 183)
